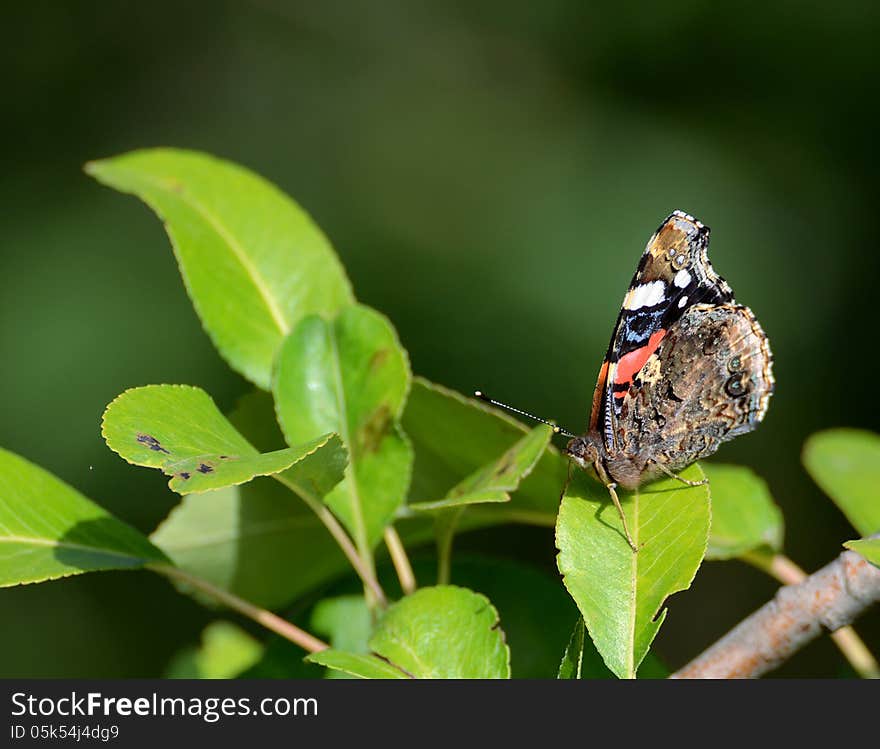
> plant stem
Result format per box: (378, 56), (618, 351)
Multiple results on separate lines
(384, 526), (416, 595)
(151, 563), (328, 653)
(273, 474), (387, 607)
(739, 550), (880, 679)
(316, 505), (387, 606)
(437, 538), (452, 586)
(436, 509), (464, 586)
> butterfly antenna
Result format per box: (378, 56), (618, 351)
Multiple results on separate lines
(474, 391), (577, 438)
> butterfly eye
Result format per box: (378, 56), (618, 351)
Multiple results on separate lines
(727, 355), (742, 372)
(725, 374), (749, 398)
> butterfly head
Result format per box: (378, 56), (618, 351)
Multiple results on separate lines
(565, 433), (603, 473)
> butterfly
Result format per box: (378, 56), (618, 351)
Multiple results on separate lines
(478, 210), (774, 551)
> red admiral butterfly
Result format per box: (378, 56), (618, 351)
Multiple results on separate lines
(477, 210), (774, 551)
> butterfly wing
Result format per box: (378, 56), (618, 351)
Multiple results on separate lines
(589, 211), (735, 452)
(606, 303), (774, 483)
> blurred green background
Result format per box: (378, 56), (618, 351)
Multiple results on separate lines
(2, 1), (879, 677)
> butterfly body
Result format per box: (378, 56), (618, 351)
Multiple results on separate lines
(566, 211), (774, 491)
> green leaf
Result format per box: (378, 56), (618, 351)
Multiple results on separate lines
(196, 621), (264, 678)
(311, 595), (372, 679)
(403, 378), (568, 526)
(0, 448), (167, 586)
(305, 650), (409, 679)
(703, 463), (784, 560)
(408, 424), (553, 512)
(558, 618), (586, 679)
(409, 424), (554, 587)
(844, 539), (880, 568)
(435, 556), (577, 678)
(321, 553), (582, 678)
(151, 478), (349, 610)
(311, 595), (372, 653)
(166, 621), (264, 679)
(86, 148), (354, 389)
(317, 554), (579, 678)
(368, 585), (510, 678)
(274, 304), (412, 549)
(102, 384), (346, 495)
(556, 467), (710, 679)
(408, 491), (509, 512)
(803, 429), (880, 536)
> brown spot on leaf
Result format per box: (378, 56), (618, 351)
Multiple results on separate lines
(368, 348), (391, 373)
(359, 405), (392, 453)
(197, 463), (214, 474)
(137, 433), (170, 454)
(179, 472), (191, 480)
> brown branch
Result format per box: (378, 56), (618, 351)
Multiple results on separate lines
(742, 551), (880, 678)
(672, 535), (880, 678)
(151, 564), (329, 654)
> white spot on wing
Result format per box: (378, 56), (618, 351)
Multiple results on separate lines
(674, 269), (692, 288)
(625, 280), (666, 310)
(678, 295), (688, 308)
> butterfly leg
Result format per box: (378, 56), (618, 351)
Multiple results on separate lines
(606, 482), (639, 553)
(651, 460), (709, 487)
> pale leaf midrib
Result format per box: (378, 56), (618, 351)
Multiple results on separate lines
(628, 489), (640, 679)
(0, 534), (149, 563)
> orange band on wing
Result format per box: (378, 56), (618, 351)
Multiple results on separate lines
(588, 361), (610, 430)
(612, 329), (666, 398)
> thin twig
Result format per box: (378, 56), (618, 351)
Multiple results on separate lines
(315, 504), (387, 606)
(384, 526), (416, 595)
(151, 563), (329, 653)
(830, 627), (880, 679)
(672, 535), (880, 678)
(273, 474), (387, 606)
(743, 551), (880, 679)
